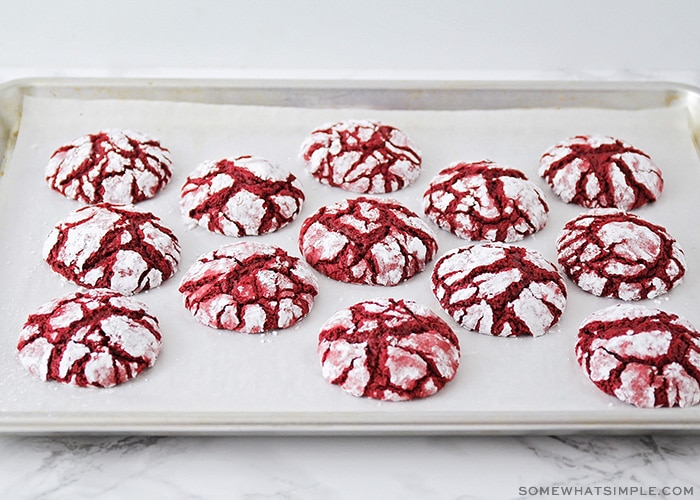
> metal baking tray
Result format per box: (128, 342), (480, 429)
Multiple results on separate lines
(1, 77), (700, 435)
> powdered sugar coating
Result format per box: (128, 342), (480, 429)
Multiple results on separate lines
(298, 196), (438, 286)
(576, 304), (700, 408)
(300, 119), (421, 193)
(422, 160), (549, 242)
(179, 242), (319, 333)
(557, 209), (685, 301)
(43, 203), (181, 295)
(17, 289), (162, 388)
(432, 244), (567, 337)
(180, 155), (305, 237)
(538, 134), (663, 210)
(45, 129), (172, 204)
(318, 298), (460, 401)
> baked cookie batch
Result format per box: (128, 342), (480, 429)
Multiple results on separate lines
(18, 122), (700, 409)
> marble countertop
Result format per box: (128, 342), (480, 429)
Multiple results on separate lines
(3, 1), (700, 498)
(1, 434), (698, 499)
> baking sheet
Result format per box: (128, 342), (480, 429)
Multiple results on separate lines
(1, 81), (700, 434)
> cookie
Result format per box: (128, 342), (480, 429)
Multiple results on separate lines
(45, 129), (172, 204)
(17, 289), (162, 388)
(298, 196), (438, 286)
(576, 304), (700, 408)
(431, 243), (567, 337)
(422, 160), (549, 242)
(318, 298), (460, 401)
(180, 155), (305, 237)
(556, 209), (685, 301)
(300, 119), (421, 193)
(42, 203), (181, 295)
(538, 134), (663, 210)
(179, 242), (319, 333)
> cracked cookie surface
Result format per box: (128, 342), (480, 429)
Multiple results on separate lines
(298, 196), (438, 286)
(318, 298), (460, 401)
(576, 304), (700, 408)
(43, 203), (181, 295)
(179, 242), (319, 333)
(300, 119), (421, 193)
(538, 134), (663, 210)
(432, 243), (567, 337)
(180, 155), (304, 237)
(45, 129), (172, 204)
(556, 208), (685, 301)
(423, 160), (549, 242)
(17, 289), (162, 388)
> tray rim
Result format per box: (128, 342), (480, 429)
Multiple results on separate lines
(2, 77), (700, 435)
(3, 409), (700, 436)
(3, 76), (700, 176)
(3, 74), (700, 90)
(3, 76), (700, 114)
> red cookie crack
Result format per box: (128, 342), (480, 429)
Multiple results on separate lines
(45, 129), (172, 204)
(179, 242), (319, 333)
(17, 289), (162, 388)
(556, 209), (685, 301)
(300, 119), (421, 193)
(43, 203), (181, 295)
(318, 298), (460, 401)
(298, 196), (438, 286)
(538, 134), (663, 210)
(423, 160), (549, 242)
(432, 244), (567, 337)
(577, 304), (700, 408)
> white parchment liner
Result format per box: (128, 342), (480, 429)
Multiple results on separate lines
(1, 95), (699, 425)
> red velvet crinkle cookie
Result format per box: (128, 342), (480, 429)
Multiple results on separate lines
(576, 304), (700, 408)
(318, 298), (460, 401)
(179, 242), (319, 333)
(17, 289), (162, 388)
(432, 244), (567, 337)
(298, 196), (438, 286)
(422, 160), (549, 242)
(300, 119), (421, 193)
(556, 209), (685, 301)
(42, 203), (181, 295)
(180, 155), (305, 237)
(45, 129), (172, 204)
(538, 134), (663, 210)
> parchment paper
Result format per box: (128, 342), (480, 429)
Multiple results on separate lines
(1, 94), (699, 426)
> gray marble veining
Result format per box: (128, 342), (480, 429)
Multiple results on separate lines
(1, 435), (699, 499)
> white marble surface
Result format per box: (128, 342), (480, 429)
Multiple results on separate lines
(0, 435), (699, 499)
(2, 1), (700, 498)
